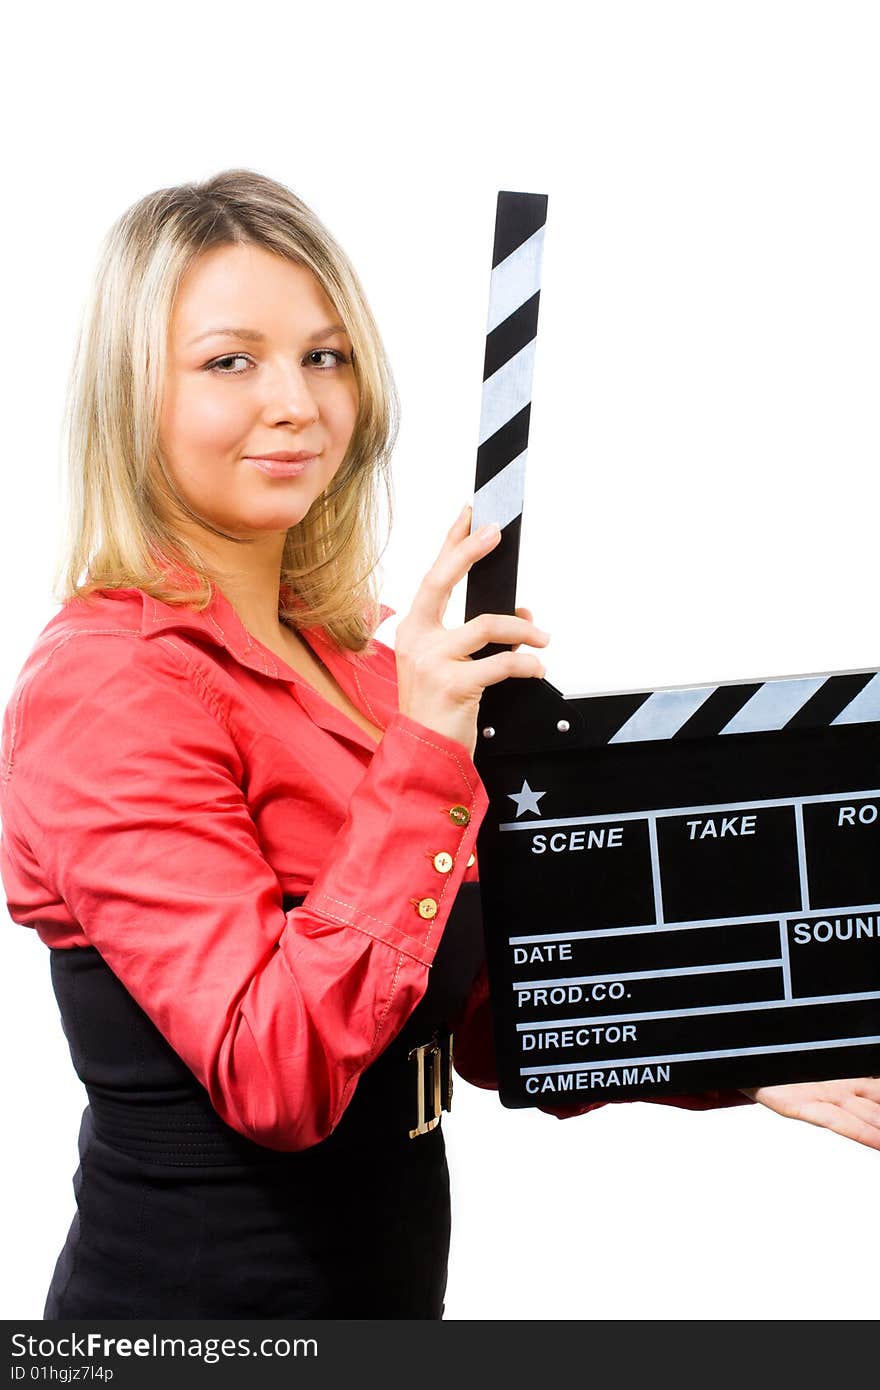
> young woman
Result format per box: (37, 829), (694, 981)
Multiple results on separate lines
(1, 169), (877, 1320)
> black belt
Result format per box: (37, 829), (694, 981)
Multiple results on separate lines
(83, 1028), (453, 1165)
(82, 1028), (453, 1165)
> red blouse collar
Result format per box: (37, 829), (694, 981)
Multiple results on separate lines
(137, 580), (395, 685)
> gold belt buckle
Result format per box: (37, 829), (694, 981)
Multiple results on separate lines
(407, 1029), (453, 1139)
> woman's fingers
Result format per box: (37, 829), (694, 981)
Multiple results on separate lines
(840, 1089), (880, 1132)
(467, 648), (548, 689)
(514, 606), (534, 647)
(395, 505), (551, 755)
(408, 507), (501, 627)
(441, 611), (550, 661)
(797, 1100), (880, 1152)
(750, 1076), (880, 1152)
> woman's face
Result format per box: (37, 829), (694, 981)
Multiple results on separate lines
(158, 243), (359, 538)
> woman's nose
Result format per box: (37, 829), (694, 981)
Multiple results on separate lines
(264, 362), (320, 425)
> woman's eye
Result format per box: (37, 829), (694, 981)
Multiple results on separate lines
(307, 349), (351, 369)
(207, 354), (252, 374)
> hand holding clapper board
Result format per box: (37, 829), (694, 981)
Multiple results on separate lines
(465, 190), (880, 1109)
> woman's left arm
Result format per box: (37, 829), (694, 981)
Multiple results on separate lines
(742, 1077), (880, 1150)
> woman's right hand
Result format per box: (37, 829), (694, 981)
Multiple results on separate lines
(394, 504), (551, 759)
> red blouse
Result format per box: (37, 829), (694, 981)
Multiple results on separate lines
(0, 583), (748, 1151)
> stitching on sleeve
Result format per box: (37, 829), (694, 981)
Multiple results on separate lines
(307, 757), (478, 953)
(310, 890), (460, 949)
(393, 718), (478, 796)
(303, 715), (480, 945)
(296, 897), (434, 965)
(307, 892), (398, 931)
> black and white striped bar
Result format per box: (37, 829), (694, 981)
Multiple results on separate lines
(604, 667), (880, 745)
(465, 190), (546, 635)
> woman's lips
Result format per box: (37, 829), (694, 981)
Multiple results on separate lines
(244, 456), (313, 477)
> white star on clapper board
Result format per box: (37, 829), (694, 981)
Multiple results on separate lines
(508, 779), (547, 817)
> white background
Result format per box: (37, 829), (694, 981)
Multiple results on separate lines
(2, 0), (878, 1321)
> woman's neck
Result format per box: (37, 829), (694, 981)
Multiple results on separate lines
(176, 523), (291, 647)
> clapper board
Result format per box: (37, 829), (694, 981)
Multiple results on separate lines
(465, 190), (880, 1106)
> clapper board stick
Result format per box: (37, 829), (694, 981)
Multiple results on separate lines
(464, 191), (546, 650)
(464, 190), (880, 1108)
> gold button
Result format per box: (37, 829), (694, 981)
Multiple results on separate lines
(416, 897), (438, 920)
(449, 804), (470, 827)
(467, 853), (476, 868)
(433, 851), (454, 874)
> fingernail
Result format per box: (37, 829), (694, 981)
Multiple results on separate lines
(478, 522), (500, 540)
(459, 503), (472, 523)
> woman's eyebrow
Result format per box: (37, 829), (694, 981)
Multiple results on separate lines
(187, 323), (349, 346)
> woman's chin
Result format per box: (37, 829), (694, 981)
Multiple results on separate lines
(222, 505), (311, 537)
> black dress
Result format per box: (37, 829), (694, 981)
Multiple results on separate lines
(42, 882), (485, 1319)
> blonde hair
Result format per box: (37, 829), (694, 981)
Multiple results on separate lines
(53, 168), (399, 652)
